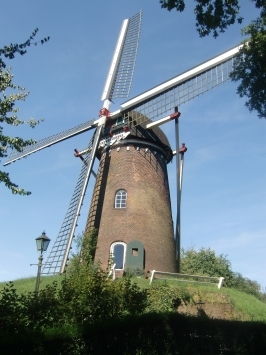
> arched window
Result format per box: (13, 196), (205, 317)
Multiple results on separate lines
(110, 242), (126, 269)
(115, 189), (127, 208)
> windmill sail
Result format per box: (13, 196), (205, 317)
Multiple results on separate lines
(4, 119), (97, 166)
(120, 45), (240, 127)
(101, 10), (142, 101)
(42, 125), (102, 275)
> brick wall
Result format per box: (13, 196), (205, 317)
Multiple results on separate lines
(85, 139), (177, 273)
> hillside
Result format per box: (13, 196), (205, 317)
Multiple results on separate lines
(1, 275), (266, 323)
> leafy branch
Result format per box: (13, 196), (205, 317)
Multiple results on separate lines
(0, 29), (49, 195)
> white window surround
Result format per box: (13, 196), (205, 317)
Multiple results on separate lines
(110, 242), (127, 270)
(115, 189), (127, 208)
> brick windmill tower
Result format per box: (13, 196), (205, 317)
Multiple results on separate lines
(85, 115), (177, 273)
(4, 10), (240, 275)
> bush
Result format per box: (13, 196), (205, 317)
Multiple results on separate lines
(59, 266), (148, 324)
(181, 247), (235, 285)
(2, 313), (266, 355)
(0, 281), (61, 333)
(0, 228), (149, 334)
(181, 247), (265, 301)
(147, 283), (191, 313)
(231, 272), (262, 299)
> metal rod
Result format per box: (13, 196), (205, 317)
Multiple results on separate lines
(35, 253), (43, 293)
(101, 19), (129, 101)
(178, 143), (187, 269)
(175, 109), (181, 272)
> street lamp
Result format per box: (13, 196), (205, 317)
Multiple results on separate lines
(34, 231), (50, 293)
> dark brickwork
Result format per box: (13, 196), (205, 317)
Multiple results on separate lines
(85, 137), (177, 273)
(86, 153), (110, 231)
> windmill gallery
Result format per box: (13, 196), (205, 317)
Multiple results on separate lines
(4, 10), (241, 276)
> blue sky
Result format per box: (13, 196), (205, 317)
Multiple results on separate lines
(1, 1), (265, 288)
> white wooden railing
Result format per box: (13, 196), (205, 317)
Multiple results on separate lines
(107, 263), (116, 280)
(149, 270), (224, 289)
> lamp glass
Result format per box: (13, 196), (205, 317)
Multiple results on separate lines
(42, 238), (50, 252)
(35, 232), (50, 252)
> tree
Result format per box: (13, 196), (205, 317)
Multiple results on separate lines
(180, 247), (235, 285)
(230, 15), (266, 118)
(159, 1), (266, 118)
(181, 247), (264, 300)
(0, 29), (49, 195)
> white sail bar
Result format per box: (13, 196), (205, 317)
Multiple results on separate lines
(146, 112), (177, 129)
(122, 44), (241, 110)
(101, 19), (129, 102)
(42, 126), (102, 275)
(4, 119), (97, 166)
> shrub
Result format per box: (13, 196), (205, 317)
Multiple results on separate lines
(181, 247), (234, 285)
(181, 247), (265, 301)
(147, 283), (191, 313)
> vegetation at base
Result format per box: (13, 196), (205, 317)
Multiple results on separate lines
(0, 229), (149, 333)
(2, 276), (266, 323)
(181, 247), (265, 302)
(1, 313), (266, 354)
(1, 233), (266, 353)
(0, 275), (62, 294)
(65, 228), (98, 274)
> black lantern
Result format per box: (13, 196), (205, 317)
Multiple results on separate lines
(34, 231), (51, 293)
(35, 231), (50, 253)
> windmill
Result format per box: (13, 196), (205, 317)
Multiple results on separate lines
(4, 10), (242, 275)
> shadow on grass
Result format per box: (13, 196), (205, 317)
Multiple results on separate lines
(1, 312), (266, 354)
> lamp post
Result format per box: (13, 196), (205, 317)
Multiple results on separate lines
(34, 231), (50, 293)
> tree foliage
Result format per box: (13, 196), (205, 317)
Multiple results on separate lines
(0, 229), (149, 334)
(181, 247), (235, 284)
(147, 283), (191, 313)
(159, 1), (266, 118)
(0, 29), (49, 195)
(60, 229), (148, 325)
(160, 0), (243, 38)
(0, 231), (195, 336)
(181, 247), (264, 300)
(0, 281), (61, 333)
(1, 230), (265, 347)
(231, 15), (266, 118)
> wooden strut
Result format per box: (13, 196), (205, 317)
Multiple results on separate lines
(174, 107), (187, 273)
(74, 148), (97, 178)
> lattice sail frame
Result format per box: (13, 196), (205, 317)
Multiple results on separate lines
(42, 127), (102, 275)
(101, 10), (142, 102)
(123, 59), (233, 125)
(120, 52), (237, 127)
(4, 119), (97, 165)
(110, 10), (142, 99)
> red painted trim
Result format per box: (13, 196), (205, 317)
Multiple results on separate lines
(179, 143), (187, 154)
(98, 108), (111, 117)
(170, 111), (181, 120)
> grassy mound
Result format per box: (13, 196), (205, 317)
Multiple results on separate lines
(1, 275), (266, 323)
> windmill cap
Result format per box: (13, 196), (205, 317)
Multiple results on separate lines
(125, 113), (173, 162)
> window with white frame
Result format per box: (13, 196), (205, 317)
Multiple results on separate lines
(110, 242), (126, 269)
(115, 189), (127, 208)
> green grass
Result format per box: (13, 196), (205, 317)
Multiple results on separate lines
(1, 274), (266, 323)
(0, 275), (63, 294)
(225, 287), (266, 322)
(149, 278), (266, 322)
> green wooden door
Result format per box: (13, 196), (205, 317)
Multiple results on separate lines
(125, 240), (144, 272)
